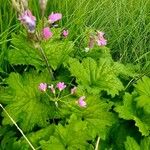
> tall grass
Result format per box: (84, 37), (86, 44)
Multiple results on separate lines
(0, 0), (18, 72)
(0, 0), (150, 72)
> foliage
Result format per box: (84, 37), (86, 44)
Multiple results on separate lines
(0, 1), (150, 150)
(115, 76), (150, 136)
(1, 71), (56, 132)
(9, 29), (74, 70)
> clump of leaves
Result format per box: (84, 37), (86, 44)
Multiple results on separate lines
(115, 76), (150, 136)
(0, 1), (149, 150)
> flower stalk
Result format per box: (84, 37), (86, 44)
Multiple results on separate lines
(0, 104), (36, 150)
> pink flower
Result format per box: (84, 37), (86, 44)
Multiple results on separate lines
(77, 96), (87, 108)
(97, 31), (105, 38)
(48, 12), (62, 24)
(62, 30), (69, 38)
(19, 10), (36, 33)
(71, 87), (77, 95)
(56, 82), (66, 91)
(96, 31), (107, 46)
(48, 84), (55, 94)
(96, 37), (107, 46)
(42, 27), (53, 39)
(39, 83), (47, 92)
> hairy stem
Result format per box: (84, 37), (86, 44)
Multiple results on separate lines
(38, 46), (54, 80)
(0, 104), (36, 150)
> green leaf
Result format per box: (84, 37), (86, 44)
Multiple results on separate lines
(0, 126), (18, 150)
(86, 46), (112, 61)
(1, 71), (56, 132)
(134, 76), (150, 113)
(100, 120), (141, 150)
(9, 32), (44, 70)
(59, 95), (116, 139)
(9, 29), (74, 70)
(68, 57), (124, 97)
(135, 76), (150, 96)
(40, 114), (92, 150)
(124, 136), (150, 150)
(43, 37), (74, 70)
(125, 136), (140, 150)
(140, 136), (150, 150)
(115, 93), (150, 136)
(81, 95), (116, 139)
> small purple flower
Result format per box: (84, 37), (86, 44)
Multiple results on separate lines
(71, 87), (77, 95)
(48, 84), (55, 94)
(19, 10), (36, 33)
(48, 12), (62, 24)
(39, 83), (47, 92)
(96, 31), (107, 46)
(42, 27), (53, 40)
(62, 30), (69, 38)
(96, 37), (107, 46)
(77, 96), (87, 108)
(56, 82), (66, 91)
(97, 31), (105, 38)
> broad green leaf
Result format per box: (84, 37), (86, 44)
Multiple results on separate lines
(140, 136), (150, 150)
(40, 114), (93, 150)
(68, 57), (124, 97)
(125, 136), (140, 150)
(9, 29), (74, 70)
(135, 76), (150, 96)
(134, 76), (150, 113)
(43, 38), (74, 70)
(1, 71), (56, 132)
(59, 95), (116, 140)
(125, 136), (150, 150)
(86, 46), (112, 61)
(115, 93), (150, 136)
(9, 32), (44, 70)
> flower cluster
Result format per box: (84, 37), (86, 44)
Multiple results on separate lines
(84, 31), (107, 52)
(38, 82), (87, 108)
(17, 0), (69, 40)
(38, 81), (67, 93)
(96, 31), (107, 46)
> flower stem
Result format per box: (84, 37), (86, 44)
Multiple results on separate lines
(0, 104), (36, 150)
(38, 46), (54, 80)
(95, 136), (100, 150)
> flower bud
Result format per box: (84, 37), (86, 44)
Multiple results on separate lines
(12, 0), (21, 12)
(39, 0), (47, 11)
(77, 96), (87, 108)
(42, 27), (53, 40)
(19, 10), (36, 33)
(62, 30), (69, 38)
(21, 0), (28, 10)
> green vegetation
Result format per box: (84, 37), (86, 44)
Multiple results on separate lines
(0, 0), (150, 150)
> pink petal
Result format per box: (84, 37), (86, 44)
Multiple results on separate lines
(56, 82), (66, 91)
(78, 96), (87, 107)
(39, 83), (47, 92)
(62, 30), (69, 37)
(48, 12), (62, 23)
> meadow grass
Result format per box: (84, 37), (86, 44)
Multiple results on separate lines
(0, 0), (150, 72)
